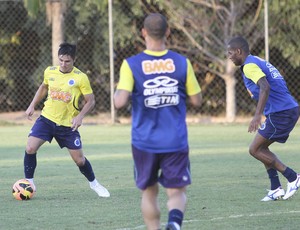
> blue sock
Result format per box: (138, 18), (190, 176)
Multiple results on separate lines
(267, 168), (281, 190)
(168, 209), (183, 227)
(283, 167), (297, 182)
(24, 151), (37, 178)
(78, 158), (95, 182)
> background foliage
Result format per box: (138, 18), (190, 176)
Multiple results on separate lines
(0, 0), (299, 121)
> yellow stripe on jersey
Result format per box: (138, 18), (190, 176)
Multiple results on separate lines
(117, 60), (134, 92)
(186, 59), (201, 95)
(117, 51), (201, 95)
(41, 66), (93, 127)
(243, 63), (266, 84)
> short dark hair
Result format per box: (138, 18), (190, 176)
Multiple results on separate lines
(143, 13), (168, 40)
(58, 43), (76, 60)
(228, 36), (250, 53)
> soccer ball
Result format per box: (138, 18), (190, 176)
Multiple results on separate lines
(12, 179), (35, 200)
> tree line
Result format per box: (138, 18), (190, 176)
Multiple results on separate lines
(0, 0), (299, 121)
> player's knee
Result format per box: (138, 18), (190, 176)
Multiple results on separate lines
(248, 146), (258, 158)
(74, 157), (85, 167)
(25, 145), (37, 154)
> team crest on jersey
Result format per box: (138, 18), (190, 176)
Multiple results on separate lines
(68, 79), (75, 86)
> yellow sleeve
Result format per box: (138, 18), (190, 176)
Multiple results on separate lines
(243, 63), (265, 84)
(79, 73), (93, 95)
(186, 59), (201, 95)
(43, 67), (50, 85)
(116, 60), (134, 92)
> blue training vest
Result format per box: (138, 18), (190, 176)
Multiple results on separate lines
(126, 50), (189, 153)
(241, 55), (298, 115)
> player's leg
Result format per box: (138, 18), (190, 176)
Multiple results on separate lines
(250, 108), (299, 200)
(67, 148), (110, 197)
(132, 145), (161, 229)
(24, 116), (53, 190)
(165, 187), (186, 230)
(249, 134), (286, 201)
(159, 149), (191, 230)
(55, 125), (110, 197)
(141, 183), (161, 230)
(24, 136), (46, 191)
(249, 134), (286, 172)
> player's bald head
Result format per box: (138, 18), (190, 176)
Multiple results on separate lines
(143, 13), (168, 40)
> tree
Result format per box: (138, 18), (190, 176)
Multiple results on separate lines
(139, 0), (264, 122)
(0, 1), (41, 111)
(24, 0), (65, 65)
(268, 0), (300, 67)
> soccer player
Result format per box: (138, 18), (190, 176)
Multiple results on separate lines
(23, 43), (110, 198)
(227, 36), (300, 201)
(114, 13), (202, 230)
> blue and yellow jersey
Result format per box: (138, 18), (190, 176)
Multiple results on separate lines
(241, 55), (298, 115)
(41, 66), (93, 126)
(117, 49), (201, 153)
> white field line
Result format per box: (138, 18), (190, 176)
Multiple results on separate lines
(116, 210), (300, 230)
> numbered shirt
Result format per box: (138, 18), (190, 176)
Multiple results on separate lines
(117, 49), (201, 153)
(41, 66), (93, 126)
(240, 55), (298, 115)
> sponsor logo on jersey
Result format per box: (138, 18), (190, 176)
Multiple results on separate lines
(142, 58), (175, 74)
(266, 62), (283, 79)
(143, 76), (179, 109)
(50, 88), (72, 103)
(145, 94), (179, 108)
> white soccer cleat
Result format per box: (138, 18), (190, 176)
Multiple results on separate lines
(26, 179), (36, 192)
(261, 187), (285, 201)
(283, 174), (300, 200)
(90, 182), (110, 198)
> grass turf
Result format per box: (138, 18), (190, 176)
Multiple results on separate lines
(0, 124), (300, 229)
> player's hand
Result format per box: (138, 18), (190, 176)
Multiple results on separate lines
(71, 116), (83, 131)
(25, 106), (35, 120)
(248, 115), (262, 133)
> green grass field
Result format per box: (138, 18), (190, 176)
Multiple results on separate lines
(1, 123), (300, 230)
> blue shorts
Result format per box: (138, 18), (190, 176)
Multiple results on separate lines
(259, 107), (299, 143)
(132, 145), (191, 190)
(29, 116), (82, 149)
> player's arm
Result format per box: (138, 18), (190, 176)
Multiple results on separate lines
(189, 93), (202, 107)
(25, 82), (48, 120)
(71, 93), (95, 131)
(186, 59), (202, 107)
(114, 90), (131, 109)
(248, 77), (270, 133)
(114, 60), (134, 109)
(243, 63), (270, 133)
